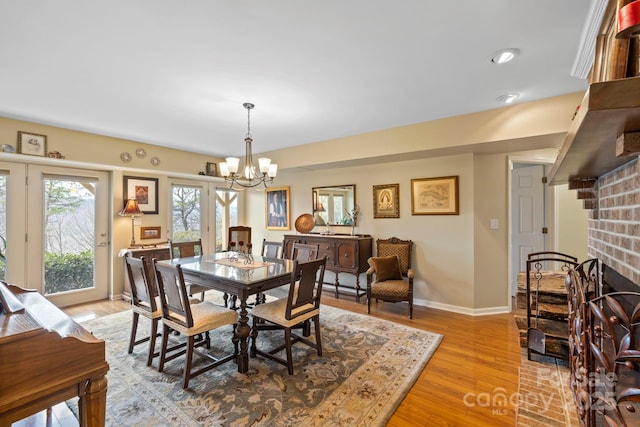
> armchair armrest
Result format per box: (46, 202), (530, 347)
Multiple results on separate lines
(407, 268), (414, 279)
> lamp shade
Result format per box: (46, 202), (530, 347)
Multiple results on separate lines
(119, 199), (143, 216)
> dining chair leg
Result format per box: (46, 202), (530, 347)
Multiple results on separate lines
(128, 312), (140, 354)
(183, 336), (195, 389)
(313, 316), (322, 356)
(158, 324), (170, 373)
(284, 328), (294, 375)
(147, 318), (160, 366)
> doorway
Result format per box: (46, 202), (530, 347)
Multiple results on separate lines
(1, 162), (110, 307)
(510, 163), (546, 297)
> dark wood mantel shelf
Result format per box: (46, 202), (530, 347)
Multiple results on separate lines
(548, 76), (640, 185)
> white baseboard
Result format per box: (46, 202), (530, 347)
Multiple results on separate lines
(414, 298), (510, 316)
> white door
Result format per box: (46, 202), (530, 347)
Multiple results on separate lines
(26, 165), (110, 307)
(511, 164), (545, 296)
(0, 162), (27, 285)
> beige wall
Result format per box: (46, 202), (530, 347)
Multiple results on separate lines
(248, 154), (481, 311)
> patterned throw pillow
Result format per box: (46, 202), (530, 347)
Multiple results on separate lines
(370, 256), (402, 282)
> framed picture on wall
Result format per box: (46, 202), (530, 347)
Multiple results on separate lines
(373, 183), (400, 218)
(123, 176), (159, 214)
(265, 186), (290, 230)
(17, 131), (47, 157)
(140, 226), (161, 240)
(411, 175), (459, 215)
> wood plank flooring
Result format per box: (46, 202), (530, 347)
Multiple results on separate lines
(14, 295), (522, 426)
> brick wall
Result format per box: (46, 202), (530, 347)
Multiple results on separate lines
(588, 157), (640, 285)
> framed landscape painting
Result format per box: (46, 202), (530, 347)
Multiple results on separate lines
(411, 176), (459, 215)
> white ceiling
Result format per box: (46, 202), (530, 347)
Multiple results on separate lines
(0, 1), (598, 158)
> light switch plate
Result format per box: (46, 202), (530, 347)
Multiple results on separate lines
(490, 218), (499, 229)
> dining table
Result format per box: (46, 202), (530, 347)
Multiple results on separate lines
(160, 251), (295, 373)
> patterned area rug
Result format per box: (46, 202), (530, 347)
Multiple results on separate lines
(72, 303), (442, 426)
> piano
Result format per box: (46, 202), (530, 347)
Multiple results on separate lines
(0, 282), (109, 426)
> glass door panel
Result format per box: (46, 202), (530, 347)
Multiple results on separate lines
(27, 165), (109, 306)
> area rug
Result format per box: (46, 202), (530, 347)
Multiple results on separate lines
(72, 304), (442, 426)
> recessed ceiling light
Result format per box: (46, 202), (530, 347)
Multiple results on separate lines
(491, 48), (520, 64)
(497, 93), (520, 104)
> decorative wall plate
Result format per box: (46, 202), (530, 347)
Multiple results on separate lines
(120, 152), (132, 162)
(135, 148), (147, 158)
(150, 156), (161, 166)
(295, 213), (315, 233)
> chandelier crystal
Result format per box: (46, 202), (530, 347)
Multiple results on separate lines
(219, 103), (277, 189)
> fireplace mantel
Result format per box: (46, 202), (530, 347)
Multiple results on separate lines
(548, 76), (640, 185)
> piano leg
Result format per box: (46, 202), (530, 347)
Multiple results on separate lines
(78, 375), (108, 427)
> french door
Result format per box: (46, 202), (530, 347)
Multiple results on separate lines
(169, 179), (240, 252)
(1, 162), (110, 307)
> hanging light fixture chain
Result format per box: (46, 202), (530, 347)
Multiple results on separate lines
(243, 102), (254, 138)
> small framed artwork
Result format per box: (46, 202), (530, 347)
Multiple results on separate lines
(140, 226), (161, 240)
(265, 186), (290, 230)
(206, 162), (218, 177)
(17, 131), (47, 157)
(373, 183), (400, 218)
(411, 175), (459, 215)
(123, 176), (159, 214)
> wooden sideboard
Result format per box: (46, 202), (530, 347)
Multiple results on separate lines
(119, 245), (171, 300)
(0, 283), (109, 426)
(283, 234), (373, 302)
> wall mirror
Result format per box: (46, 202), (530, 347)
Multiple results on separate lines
(312, 184), (356, 226)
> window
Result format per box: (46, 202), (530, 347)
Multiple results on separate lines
(171, 185), (202, 242)
(169, 182), (239, 252)
(215, 189), (238, 251)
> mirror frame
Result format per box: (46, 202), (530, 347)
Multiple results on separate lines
(312, 184), (356, 226)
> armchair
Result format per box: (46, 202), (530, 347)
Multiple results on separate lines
(366, 237), (414, 319)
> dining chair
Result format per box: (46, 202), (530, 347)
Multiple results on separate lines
(261, 239), (284, 259)
(250, 256), (327, 374)
(290, 242), (319, 262)
(263, 241), (319, 303)
(253, 239), (285, 305)
(366, 237), (414, 319)
(228, 226), (251, 250)
(153, 259), (238, 389)
(124, 254), (161, 366)
(168, 239), (209, 302)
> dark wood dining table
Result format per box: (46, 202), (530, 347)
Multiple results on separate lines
(160, 252), (295, 373)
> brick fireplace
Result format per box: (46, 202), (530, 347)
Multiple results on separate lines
(588, 157), (640, 287)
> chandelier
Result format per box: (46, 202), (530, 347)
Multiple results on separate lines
(219, 103), (277, 189)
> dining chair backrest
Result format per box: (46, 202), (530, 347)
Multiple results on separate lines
(125, 254), (157, 313)
(153, 260), (194, 328)
(168, 239), (203, 259)
(228, 226), (251, 249)
(291, 242), (319, 262)
(376, 237), (412, 276)
(261, 239), (284, 259)
(285, 257), (327, 321)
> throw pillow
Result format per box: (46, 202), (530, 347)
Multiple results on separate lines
(370, 256), (402, 282)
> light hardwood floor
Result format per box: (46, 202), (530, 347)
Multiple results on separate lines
(16, 295), (521, 426)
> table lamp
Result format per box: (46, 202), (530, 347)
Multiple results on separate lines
(119, 199), (143, 247)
